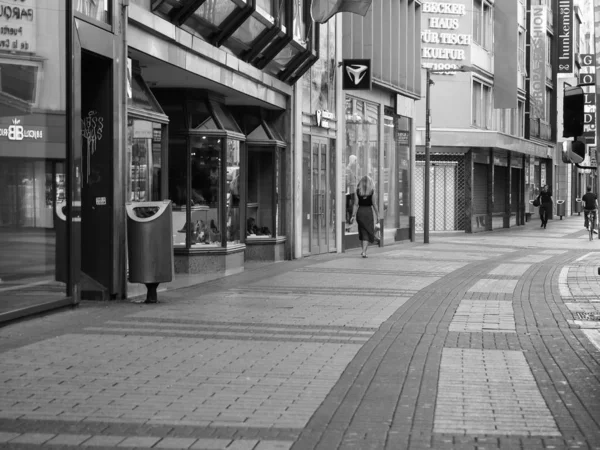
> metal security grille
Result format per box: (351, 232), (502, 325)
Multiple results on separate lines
(415, 154), (466, 231)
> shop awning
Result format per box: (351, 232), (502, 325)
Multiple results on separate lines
(151, 89), (245, 140)
(151, 0), (319, 84)
(127, 60), (169, 124)
(246, 117), (286, 148)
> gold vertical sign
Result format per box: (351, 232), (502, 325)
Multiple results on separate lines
(530, 5), (547, 120)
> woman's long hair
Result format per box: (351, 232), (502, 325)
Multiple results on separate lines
(357, 175), (375, 197)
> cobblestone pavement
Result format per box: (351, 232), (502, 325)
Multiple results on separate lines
(0, 216), (600, 449)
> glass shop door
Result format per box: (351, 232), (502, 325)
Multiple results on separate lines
(303, 136), (334, 255)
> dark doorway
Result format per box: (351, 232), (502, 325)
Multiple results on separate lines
(80, 51), (112, 298)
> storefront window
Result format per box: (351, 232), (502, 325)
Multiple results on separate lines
(344, 97), (379, 234)
(247, 148), (274, 238)
(227, 140), (241, 243)
(0, 2), (68, 312)
(383, 112), (411, 232)
(127, 119), (163, 202)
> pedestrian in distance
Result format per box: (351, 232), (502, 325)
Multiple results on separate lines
(537, 185), (553, 229)
(351, 175), (380, 258)
(582, 186), (598, 230)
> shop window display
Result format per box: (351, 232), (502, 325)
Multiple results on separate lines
(245, 116), (286, 242)
(152, 90), (246, 250)
(247, 148), (274, 238)
(344, 97), (379, 234)
(171, 136), (243, 249)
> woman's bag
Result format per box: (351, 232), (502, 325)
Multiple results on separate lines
(533, 196), (540, 207)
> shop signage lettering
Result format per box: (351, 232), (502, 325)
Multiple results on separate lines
(396, 131), (410, 145)
(530, 5), (546, 119)
(585, 112), (596, 125)
(0, 117), (43, 140)
(579, 72), (596, 85)
(0, 0), (35, 53)
(421, 0), (471, 73)
(557, 0), (573, 74)
(581, 54), (594, 67)
(585, 93), (596, 105)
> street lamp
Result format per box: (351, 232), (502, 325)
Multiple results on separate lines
(423, 65), (474, 244)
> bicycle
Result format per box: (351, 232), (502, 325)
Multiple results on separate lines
(585, 209), (597, 241)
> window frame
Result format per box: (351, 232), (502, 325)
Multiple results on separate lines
(472, 0), (493, 51)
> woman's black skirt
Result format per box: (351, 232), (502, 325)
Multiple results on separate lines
(356, 205), (375, 243)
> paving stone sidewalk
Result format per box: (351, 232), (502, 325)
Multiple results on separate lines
(0, 216), (599, 449)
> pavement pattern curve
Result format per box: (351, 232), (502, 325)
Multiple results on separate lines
(0, 216), (599, 449)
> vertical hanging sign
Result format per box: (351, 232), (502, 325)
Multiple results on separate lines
(530, 5), (547, 120)
(557, 0), (573, 74)
(582, 53), (596, 144)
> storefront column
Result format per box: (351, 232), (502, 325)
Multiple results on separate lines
(487, 149), (494, 231)
(520, 154), (527, 224)
(465, 150), (474, 233)
(292, 83), (303, 260)
(505, 152), (512, 228)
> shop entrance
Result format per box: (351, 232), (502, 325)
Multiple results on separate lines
(79, 51), (113, 298)
(302, 136), (335, 256)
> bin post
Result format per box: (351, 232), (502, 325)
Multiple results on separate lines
(126, 200), (173, 303)
(575, 198), (583, 216)
(556, 200), (565, 220)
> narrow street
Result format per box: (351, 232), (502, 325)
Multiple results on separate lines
(0, 216), (599, 450)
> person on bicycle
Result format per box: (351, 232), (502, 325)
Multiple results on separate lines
(582, 186), (598, 230)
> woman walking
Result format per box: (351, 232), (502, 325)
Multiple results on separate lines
(538, 185), (553, 229)
(351, 175), (380, 258)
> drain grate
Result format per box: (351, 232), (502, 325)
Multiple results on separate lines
(573, 312), (600, 321)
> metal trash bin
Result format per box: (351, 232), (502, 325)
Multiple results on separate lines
(556, 200), (566, 219)
(575, 198), (583, 215)
(55, 201), (81, 283)
(126, 200), (173, 303)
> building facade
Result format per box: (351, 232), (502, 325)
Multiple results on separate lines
(0, 0), (424, 321)
(415, 0), (559, 233)
(555, 0), (597, 216)
(340, 0), (421, 250)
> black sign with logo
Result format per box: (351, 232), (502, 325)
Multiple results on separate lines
(342, 59), (372, 90)
(557, 0), (573, 74)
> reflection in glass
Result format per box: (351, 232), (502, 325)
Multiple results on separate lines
(230, 15), (267, 46)
(383, 115), (397, 228)
(127, 119), (162, 202)
(0, 2), (67, 309)
(226, 140), (241, 244)
(344, 97), (379, 235)
(189, 0), (237, 28)
(75, 0), (111, 24)
(292, 0), (305, 43)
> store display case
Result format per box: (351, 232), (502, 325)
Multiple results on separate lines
(152, 89), (246, 275)
(244, 115), (286, 261)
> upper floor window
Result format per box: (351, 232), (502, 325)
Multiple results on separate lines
(472, 79), (492, 129)
(75, 0), (111, 25)
(518, 100), (525, 137)
(518, 29), (526, 74)
(473, 0), (493, 50)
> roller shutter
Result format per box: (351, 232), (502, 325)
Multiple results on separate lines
(473, 163), (487, 214)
